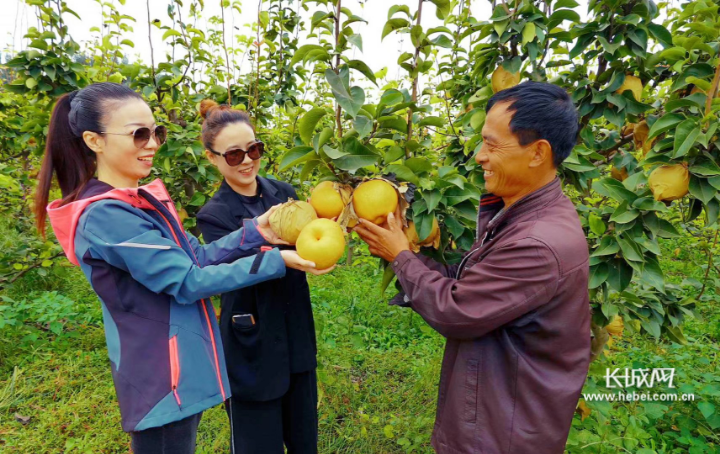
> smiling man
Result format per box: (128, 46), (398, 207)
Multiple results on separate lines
(354, 82), (590, 454)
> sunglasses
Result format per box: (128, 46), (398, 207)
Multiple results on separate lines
(208, 141), (265, 167)
(100, 125), (167, 149)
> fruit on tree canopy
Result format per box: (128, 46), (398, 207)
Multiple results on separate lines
(605, 315), (624, 337)
(405, 218), (440, 252)
(491, 66), (521, 93)
(296, 218), (346, 270)
(269, 200), (317, 244)
(310, 181), (352, 219)
(610, 166), (629, 182)
(633, 120), (654, 156)
(352, 180), (399, 225)
(616, 75), (643, 101)
(649, 164), (690, 202)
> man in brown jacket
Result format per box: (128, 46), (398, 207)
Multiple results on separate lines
(355, 81), (590, 454)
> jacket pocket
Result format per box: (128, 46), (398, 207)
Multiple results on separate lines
(230, 312), (262, 363)
(464, 359), (479, 424)
(169, 335), (181, 406)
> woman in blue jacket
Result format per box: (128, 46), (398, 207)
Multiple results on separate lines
(34, 82), (322, 453)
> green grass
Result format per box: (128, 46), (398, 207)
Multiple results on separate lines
(0, 231), (718, 453)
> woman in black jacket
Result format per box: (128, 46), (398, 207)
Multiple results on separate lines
(196, 100), (325, 454)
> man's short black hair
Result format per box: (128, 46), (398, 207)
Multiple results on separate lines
(486, 81), (579, 167)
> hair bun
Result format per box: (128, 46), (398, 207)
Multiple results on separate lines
(199, 99), (219, 119)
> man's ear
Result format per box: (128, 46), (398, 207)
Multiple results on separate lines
(82, 131), (105, 155)
(529, 139), (553, 168)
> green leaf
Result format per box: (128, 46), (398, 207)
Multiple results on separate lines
(418, 116), (444, 128)
(348, 34), (363, 52)
(593, 178), (638, 204)
(298, 108), (327, 145)
(673, 120), (701, 158)
(555, 0), (580, 8)
(325, 69), (365, 118)
(380, 262), (396, 295)
(334, 138), (379, 172)
(521, 22), (536, 45)
(386, 164), (418, 185)
(279, 146), (315, 171)
(641, 319), (661, 338)
(404, 157), (433, 175)
(162, 29), (182, 40)
(314, 127), (333, 153)
(690, 160), (720, 176)
(588, 214), (606, 235)
(470, 110), (486, 131)
(607, 258), (634, 292)
(547, 9), (580, 29)
(589, 263), (609, 289)
(617, 235), (644, 262)
(290, 44), (329, 67)
(188, 192), (206, 206)
(444, 215), (465, 238)
(428, 0), (451, 20)
(647, 113), (684, 140)
(698, 402), (716, 420)
(648, 23), (673, 48)
(591, 236), (620, 257)
(25, 78), (37, 89)
(643, 213), (680, 238)
(322, 145), (348, 159)
(382, 18), (410, 40)
(640, 256), (665, 292)
(689, 176), (717, 204)
(353, 116), (373, 140)
(423, 190), (442, 212)
(388, 4), (411, 19)
(348, 60), (377, 85)
(413, 210), (435, 242)
(610, 201), (640, 224)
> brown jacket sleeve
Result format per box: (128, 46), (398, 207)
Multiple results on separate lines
(392, 237), (559, 339)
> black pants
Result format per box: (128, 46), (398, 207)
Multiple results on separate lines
(225, 369), (318, 454)
(130, 412), (202, 454)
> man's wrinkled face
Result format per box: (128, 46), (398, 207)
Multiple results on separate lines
(475, 101), (539, 198)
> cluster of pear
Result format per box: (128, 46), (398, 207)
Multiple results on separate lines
(269, 179), (441, 268)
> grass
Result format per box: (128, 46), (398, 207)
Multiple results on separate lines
(0, 229), (718, 453)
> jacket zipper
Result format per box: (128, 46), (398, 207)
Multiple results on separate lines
(137, 191), (228, 402)
(169, 335), (182, 406)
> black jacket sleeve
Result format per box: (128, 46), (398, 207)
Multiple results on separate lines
(197, 209), (235, 245)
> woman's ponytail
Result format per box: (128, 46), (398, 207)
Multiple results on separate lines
(34, 82), (142, 235)
(35, 91), (96, 235)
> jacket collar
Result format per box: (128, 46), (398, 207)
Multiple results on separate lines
(47, 178), (176, 267)
(477, 177), (563, 240)
(217, 176), (281, 222)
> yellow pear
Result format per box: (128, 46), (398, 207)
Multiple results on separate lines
(296, 219), (346, 270)
(610, 166), (629, 182)
(352, 180), (399, 225)
(649, 164), (690, 202)
(310, 181), (352, 219)
(491, 66), (521, 93)
(269, 200), (318, 244)
(633, 120), (654, 156)
(616, 75), (643, 101)
(405, 218), (440, 252)
(605, 315), (624, 337)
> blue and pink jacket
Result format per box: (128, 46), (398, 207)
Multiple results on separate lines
(47, 178), (285, 432)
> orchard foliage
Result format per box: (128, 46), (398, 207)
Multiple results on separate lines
(2, 0), (720, 358)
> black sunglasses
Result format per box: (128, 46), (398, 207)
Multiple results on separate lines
(100, 125), (167, 149)
(208, 141), (265, 166)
